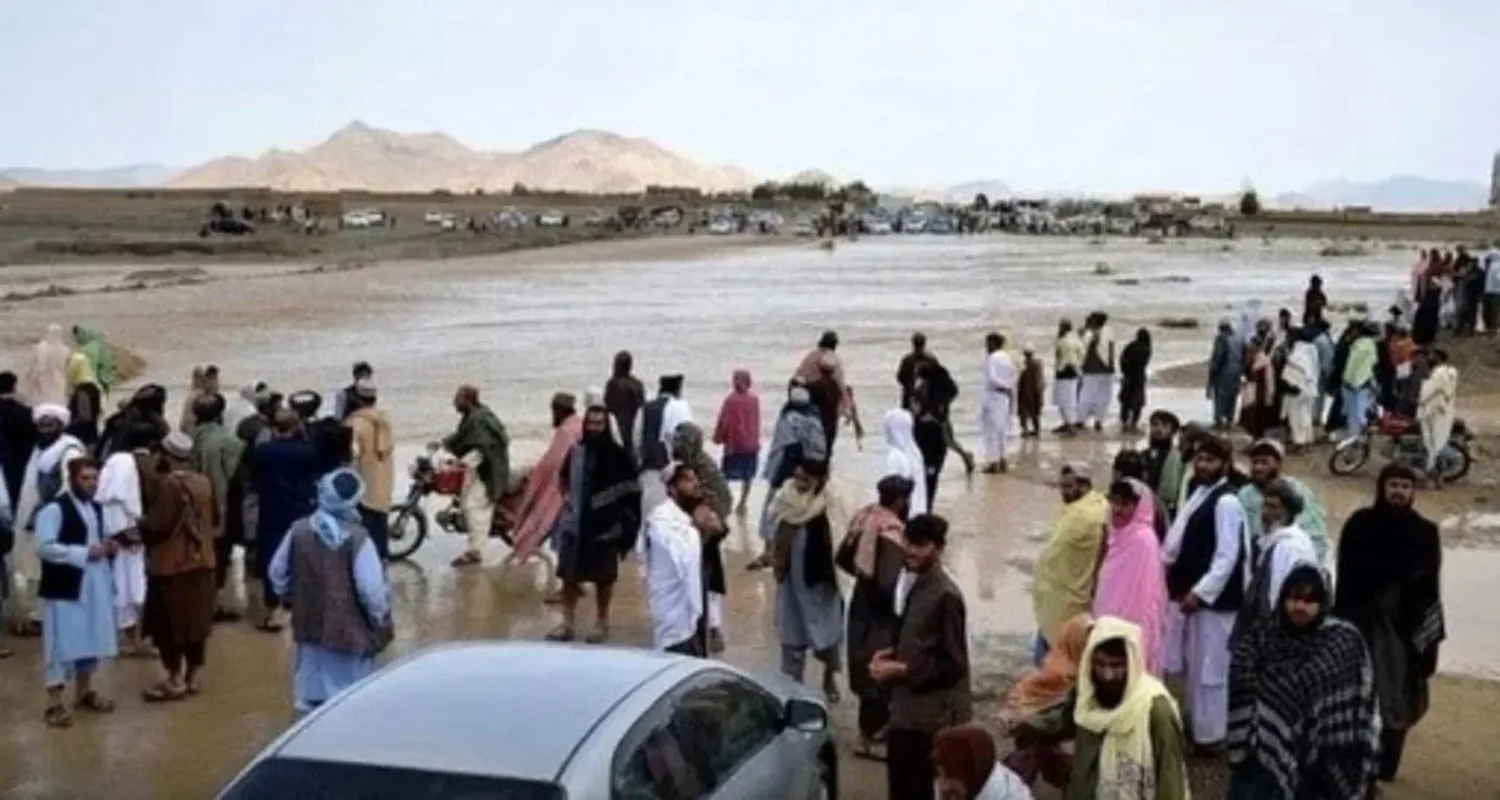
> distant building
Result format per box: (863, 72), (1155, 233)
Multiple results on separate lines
(1491, 151), (1500, 208)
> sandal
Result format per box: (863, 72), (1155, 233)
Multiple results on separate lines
(745, 554), (772, 572)
(76, 691), (115, 713)
(213, 608), (243, 623)
(0, 646), (14, 660)
(255, 619), (284, 633)
(450, 551), (482, 568)
(583, 625), (610, 645)
(853, 740), (888, 762)
(44, 704), (73, 729)
(544, 625), (576, 642)
(142, 683), (188, 703)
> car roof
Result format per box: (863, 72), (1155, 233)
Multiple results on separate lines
(271, 642), (696, 783)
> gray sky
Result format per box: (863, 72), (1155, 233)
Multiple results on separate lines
(2, 0), (1494, 194)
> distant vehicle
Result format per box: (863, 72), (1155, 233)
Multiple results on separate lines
(899, 214), (928, 234)
(792, 221), (816, 237)
(423, 210), (447, 224)
(707, 218), (736, 236)
(342, 209), (386, 229)
(652, 207), (683, 227)
(492, 208), (529, 230)
(199, 217), (255, 237)
(863, 217), (893, 235)
(536, 210), (569, 227)
(925, 215), (955, 235)
(583, 209), (617, 227)
(217, 642), (837, 800)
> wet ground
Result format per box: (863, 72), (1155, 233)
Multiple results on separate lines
(2, 235), (1498, 798)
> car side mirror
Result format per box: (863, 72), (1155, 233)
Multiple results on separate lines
(784, 698), (828, 733)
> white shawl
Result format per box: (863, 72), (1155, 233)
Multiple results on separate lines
(1283, 342), (1320, 397)
(880, 409), (927, 513)
(97, 451), (143, 536)
(15, 434), (86, 532)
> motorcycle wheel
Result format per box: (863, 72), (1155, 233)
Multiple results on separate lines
(1441, 442), (1472, 483)
(1328, 439), (1370, 476)
(386, 501), (429, 562)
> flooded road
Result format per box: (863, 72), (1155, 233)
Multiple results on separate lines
(1, 235), (1496, 798)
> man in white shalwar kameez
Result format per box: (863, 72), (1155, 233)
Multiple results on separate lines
(12, 404), (87, 636)
(641, 464), (707, 655)
(1076, 313), (1115, 430)
(97, 430), (148, 656)
(1282, 329), (1322, 447)
(35, 457), (119, 727)
(1161, 435), (1249, 751)
(979, 333), (1015, 473)
(22, 324), (71, 409)
(1417, 348), (1459, 485)
(1052, 320), (1084, 433)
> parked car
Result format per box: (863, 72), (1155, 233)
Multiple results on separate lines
(707, 217), (736, 235)
(342, 209), (386, 229)
(536, 209), (569, 227)
(216, 642), (837, 800)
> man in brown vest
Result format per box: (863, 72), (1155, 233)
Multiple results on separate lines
(869, 513), (972, 800)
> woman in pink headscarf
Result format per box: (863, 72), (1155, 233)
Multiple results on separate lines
(1093, 477), (1167, 674)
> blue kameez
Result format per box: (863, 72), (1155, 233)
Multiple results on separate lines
(269, 532), (388, 712)
(35, 496), (118, 687)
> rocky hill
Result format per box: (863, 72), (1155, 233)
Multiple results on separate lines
(168, 121), (757, 194)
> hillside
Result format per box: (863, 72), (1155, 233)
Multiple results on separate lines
(168, 121), (758, 194)
(0, 164), (180, 188)
(1274, 176), (1488, 212)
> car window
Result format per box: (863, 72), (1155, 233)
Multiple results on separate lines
(612, 725), (705, 800)
(220, 757), (564, 800)
(668, 676), (783, 790)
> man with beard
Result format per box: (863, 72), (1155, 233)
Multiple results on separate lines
(1237, 439), (1328, 562)
(1161, 434), (1250, 755)
(35, 457), (119, 728)
(1140, 411), (1184, 519)
(603, 351), (646, 458)
(443, 385), (510, 568)
(96, 383), (170, 459)
(190, 394), (244, 568)
(1334, 465), (1445, 783)
(640, 463), (709, 656)
(1012, 617), (1188, 799)
(252, 409), (320, 632)
(838, 474), (913, 761)
(139, 432), (219, 702)
(330, 361), (372, 422)
(546, 403), (642, 644)
(11, 405), (88, 638)
(0, 372), (35, 508)
(1033, 462), (1108, 664)
(670, 422), (731, 652)
(870, 513), (971, 800)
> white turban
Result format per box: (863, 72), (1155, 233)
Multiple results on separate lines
(32, 403), (71, 425)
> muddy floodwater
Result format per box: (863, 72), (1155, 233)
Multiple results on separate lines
(1, 236), (1497, 799)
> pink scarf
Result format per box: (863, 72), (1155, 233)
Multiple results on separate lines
(1092, 480), (1167, 675)
(712, 370), (761, 454)
(506, 414), (584, 563)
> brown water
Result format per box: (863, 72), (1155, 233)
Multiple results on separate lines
(0, 236), (1494, 798)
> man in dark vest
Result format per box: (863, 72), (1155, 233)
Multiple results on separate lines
(635, 373), (692, 521)
(1161, 434), (1250, 755)
(34, 457), (119, 728)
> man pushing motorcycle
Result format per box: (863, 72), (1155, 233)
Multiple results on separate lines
(443, 385), (511, 568)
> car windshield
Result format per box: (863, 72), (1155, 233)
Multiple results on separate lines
(221, 758), (565, 800)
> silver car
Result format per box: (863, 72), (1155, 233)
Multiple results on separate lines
(217, 642), (838, 799)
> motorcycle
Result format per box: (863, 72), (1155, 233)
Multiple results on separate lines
(385, 443), (516, 562)
(1328, 407), (1472, 482)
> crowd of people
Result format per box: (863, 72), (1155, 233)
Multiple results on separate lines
(0, 294), (1458, 799)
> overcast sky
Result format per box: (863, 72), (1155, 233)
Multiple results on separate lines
(2, 0), (1495, 194)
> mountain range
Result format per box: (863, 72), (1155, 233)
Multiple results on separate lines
(0, 122), (1490, 210)
(1271, 176), (1489, 212)
(162, 121), (758, 194)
